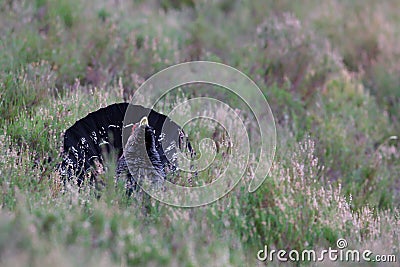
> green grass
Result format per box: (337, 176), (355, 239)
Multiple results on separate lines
(0, 0), (399, 266)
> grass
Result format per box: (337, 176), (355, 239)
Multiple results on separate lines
(0, 0), (399, 266)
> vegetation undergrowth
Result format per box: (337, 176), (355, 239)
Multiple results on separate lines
(1, 0), (399, 266)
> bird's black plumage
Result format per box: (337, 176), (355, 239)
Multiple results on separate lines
(59, 103), (194, 186)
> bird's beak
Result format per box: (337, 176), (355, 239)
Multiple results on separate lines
(140, 116), (149, 127)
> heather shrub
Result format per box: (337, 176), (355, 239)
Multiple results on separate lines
(0, 62), (56, 124)
(308, 0), (400, 128)
(255, 13), (342, 101)
(209, 135), (399, 258)
(311, 72), (398, 209)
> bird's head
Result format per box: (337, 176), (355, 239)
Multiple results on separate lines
(127, 116), (156, 149)
(125, 116), (160, 168)
(131, 116), (149, 134)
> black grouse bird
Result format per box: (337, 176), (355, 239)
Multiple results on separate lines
(116, 116), (165, 192)
(59, 103), (194, 189)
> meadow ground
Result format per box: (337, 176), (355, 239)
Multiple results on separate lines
(0, 0), (399, 266)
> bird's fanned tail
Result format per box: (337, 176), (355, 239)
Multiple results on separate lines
(59, 103), (195, 189)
